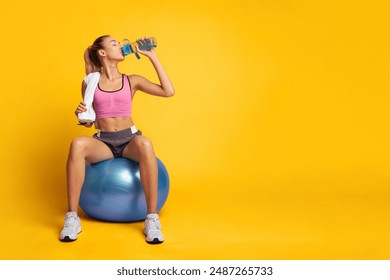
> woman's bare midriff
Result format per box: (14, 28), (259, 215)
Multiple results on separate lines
(95, 117), (135, 132)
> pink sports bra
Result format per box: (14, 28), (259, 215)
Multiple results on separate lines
(93, 74), (132, 119)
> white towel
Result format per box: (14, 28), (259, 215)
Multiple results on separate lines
(78, 72), (100, 122)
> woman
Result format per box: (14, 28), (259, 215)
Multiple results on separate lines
(59, 35), (174, 244)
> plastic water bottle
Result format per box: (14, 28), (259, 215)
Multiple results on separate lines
(121, 37), (157, 59)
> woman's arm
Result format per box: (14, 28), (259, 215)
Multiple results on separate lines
(129, 44), (175, 98)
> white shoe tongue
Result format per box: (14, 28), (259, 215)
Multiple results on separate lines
(66, 212), (77, 218)
(147, 213), (158, 219)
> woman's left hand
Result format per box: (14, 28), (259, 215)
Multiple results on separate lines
(135, 37), (157, 59)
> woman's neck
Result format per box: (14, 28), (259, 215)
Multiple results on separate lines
(100, 63), (121, 81)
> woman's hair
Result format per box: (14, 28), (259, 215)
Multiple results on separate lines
(88, 35), (110, 68)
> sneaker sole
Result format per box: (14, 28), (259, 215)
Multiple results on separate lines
(60, 236), (78, 242)
(59, 228), (82, 242)
(146, 238), (164, 244)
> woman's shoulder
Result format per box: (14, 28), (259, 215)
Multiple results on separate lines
(127, 74), (144, 85)
(127, 74), (148, 82)
(127, 73), (142, 79)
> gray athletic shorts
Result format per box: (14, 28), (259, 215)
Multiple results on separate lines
(93, 125), (142, 158)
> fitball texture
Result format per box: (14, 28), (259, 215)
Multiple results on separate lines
(79, 158), (169, 222)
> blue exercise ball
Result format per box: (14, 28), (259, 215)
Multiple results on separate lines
(79, 157), (169, 222)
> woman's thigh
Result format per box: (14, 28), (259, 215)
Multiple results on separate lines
(121, 135), (154, 162)
(70, 136), (114, 163)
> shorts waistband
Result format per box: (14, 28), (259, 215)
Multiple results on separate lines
(96, 125), (138, 139)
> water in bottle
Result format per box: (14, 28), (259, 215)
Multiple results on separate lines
(121, 37), (157, 59)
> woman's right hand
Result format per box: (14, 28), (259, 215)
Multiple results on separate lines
(74, 101), (87, 116)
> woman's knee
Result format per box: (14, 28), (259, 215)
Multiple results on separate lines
(69, 137), (90, 155)
(135, 137), (155, 157)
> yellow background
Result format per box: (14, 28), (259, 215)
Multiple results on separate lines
(0, 0), (389, 259)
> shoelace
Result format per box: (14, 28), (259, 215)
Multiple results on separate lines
(64, 215), (77, 228)
(146, 218), (160, 230)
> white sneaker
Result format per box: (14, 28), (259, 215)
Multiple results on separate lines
(59, 212), (82, 242)
(144, 213), (164, 244)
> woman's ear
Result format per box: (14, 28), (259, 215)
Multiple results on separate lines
(98, 49), (106, 57)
